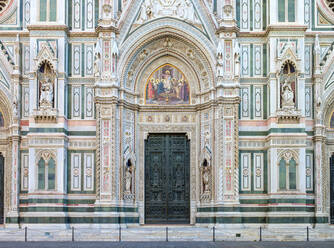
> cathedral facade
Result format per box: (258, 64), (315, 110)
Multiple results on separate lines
(0, 0), (334, 227)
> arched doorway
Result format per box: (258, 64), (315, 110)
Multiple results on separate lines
(0, 153), (3, 224)
(0, 111), (5, 224)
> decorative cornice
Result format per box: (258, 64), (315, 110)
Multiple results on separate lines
(27, 24), (69, 32)
(216, 26), (239, 34)
(95, 25), (119, 34)
(68, 31), (97, 38)
(265, 24), (308, 35)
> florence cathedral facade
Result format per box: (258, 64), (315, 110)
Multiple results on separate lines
(0, 0), (334, 227)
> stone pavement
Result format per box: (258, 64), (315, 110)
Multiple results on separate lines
(0, 241), (334, 248)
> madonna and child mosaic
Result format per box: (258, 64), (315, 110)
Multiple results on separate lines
(145, 64), (190, 105)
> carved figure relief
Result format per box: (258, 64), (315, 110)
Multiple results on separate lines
(136, 0), (200, 24)
(145, 64), (190, 105)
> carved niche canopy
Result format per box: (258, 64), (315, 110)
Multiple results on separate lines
(145, 64), (190, 105)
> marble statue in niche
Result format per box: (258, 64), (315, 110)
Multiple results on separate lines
(94, 41), (102, 77)
(234, 40), (240, 77)
(280, 63), (296, 110)
(145, 64), (190, 105)
(38, 62), (54, 109)
(125, 159), (133, 194)
(200, 158), (211, 203)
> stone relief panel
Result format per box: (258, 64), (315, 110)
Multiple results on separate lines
(135, 0), (200, 25)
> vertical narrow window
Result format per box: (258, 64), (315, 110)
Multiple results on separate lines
(278, 0), (285, 22)
(279, 158), (286, 190)
(38, 158), (45, 190)
(48, 158), (56, 190)
(289, 158), (297, 190)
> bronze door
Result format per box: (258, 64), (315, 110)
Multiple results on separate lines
(145, 134), (190, 224)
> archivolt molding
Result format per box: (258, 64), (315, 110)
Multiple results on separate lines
(122, 35), (213, 97)
(317, 0), (334, 25)
(0, 0), (17, 24)
(0, 85), (12, 128)
(119, 20), (215, 87)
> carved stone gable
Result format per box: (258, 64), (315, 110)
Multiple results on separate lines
(33, 44), (58, 73)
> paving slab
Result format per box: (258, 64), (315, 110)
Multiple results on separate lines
(0, 242), (334, 248)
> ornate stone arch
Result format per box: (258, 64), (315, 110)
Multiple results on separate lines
(119, 19), (215, 93)
(35, 149), (57, 165)
(0, 86), (12, 128)
(277, 149), (299, 165)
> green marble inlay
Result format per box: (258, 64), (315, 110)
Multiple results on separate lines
(197, 206), (315, 213)
(20, 198), (96, 205)
(288, 0), (295, 22)
(239, 128), (306, 136)
(6, 217), (139, 224)
(236, 0), (240, 28)
(40, 0), (47, 21)
(240, 198), (315, 204)
(262, 0), (267, 29)
(278, 0), (285, 22)
(50, 0), (57, 22)
(263, 85), (267, 119)
(20, 206), (137, 213)
(196, 216), (327, 224)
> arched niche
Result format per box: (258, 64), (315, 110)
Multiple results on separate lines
(37, 61), (55, 109)
(279, 61), (297, 110)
